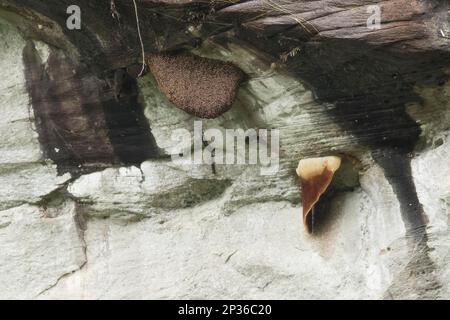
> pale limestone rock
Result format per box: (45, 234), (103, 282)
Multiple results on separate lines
(0, 163), (71, 210)
(67, 161), (231, 219)
(0, 202), (86, 299)
(412, 138), (450, 232)
(36, 201), (393, 299)
(0, 19), (41, 164)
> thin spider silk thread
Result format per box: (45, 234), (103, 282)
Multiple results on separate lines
(132, 0), (146, 77)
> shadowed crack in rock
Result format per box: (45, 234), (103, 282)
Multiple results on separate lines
(31, 181), (89, 298)
(35, 205), (88, 298)
(35, 259), (87, 298)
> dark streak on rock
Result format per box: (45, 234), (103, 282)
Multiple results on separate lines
(212, 0), (450, 295)
(23, 41), (159, 176)
(373, 149), (427, 234)
(284, 39), (445, 248)
(283, 42), (447, 243)
(101, 83), (159, 166)
(373, 148), (440, 298)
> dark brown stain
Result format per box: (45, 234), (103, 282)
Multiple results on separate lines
(23, 41), (159, 176)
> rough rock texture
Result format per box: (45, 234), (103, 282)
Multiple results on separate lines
(0, 203), (86, 299)
(0, 1), (449, 300)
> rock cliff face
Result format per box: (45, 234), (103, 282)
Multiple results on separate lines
(0, 1), (449, 299)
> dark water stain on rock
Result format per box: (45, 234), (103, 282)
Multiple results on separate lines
(287, 42), (447, 296)
(214, 0), (450, 295)
(290, 43), (446, 295)
(286, 39), (445, 236)
(214, 0), (449, 221)
(229, 12), (449, 225)
(372, 149), (428, 234)
(23, 41), (159, 176)
(373, 148), (440, 298)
